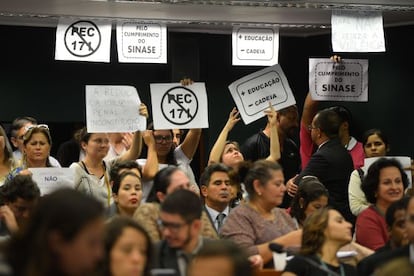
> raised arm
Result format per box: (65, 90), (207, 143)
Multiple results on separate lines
(265, 103), (281, 162)
(141, 130), (159, 180)
(180, 128), (202, 160)
(119, 103), (148, 161)
(208, 107), (240, 164)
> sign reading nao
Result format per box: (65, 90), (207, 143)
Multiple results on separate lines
(332, 10), (385, 53)
(29, 168), (75, 196)
(86, 85), (147, 133)
(150, 83), (208, 130)
(55, 18), (111, 62)
(228, 64), (296, 125)
(116, 21), (167, 63)
(309, 58), (368, 102)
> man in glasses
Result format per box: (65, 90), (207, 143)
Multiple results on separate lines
(9, 117), (60, 167)
(292, 108), (355, 226)
(154, 189), (211, 276)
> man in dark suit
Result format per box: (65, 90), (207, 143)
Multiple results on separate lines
(200, 163), (232, 234)
(357, 195), (414, 275)
(153, 189), (208, 276)
(289, 108), (354, 225)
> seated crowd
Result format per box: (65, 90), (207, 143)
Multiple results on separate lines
(1, 84), (414, 276)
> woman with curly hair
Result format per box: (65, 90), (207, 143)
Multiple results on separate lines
(282, 207), (356, 276)
(355, 158), (408, 250)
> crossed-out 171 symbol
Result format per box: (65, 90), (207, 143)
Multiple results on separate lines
(64, 20), (101, 57)
(161, 86), (198, 125)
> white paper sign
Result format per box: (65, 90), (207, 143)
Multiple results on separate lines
(55, 18), (112, 62)
(232, 26), (279, 66)
(150, 83), (209, 130)
(332, 10), (385, 52)
(117, 22), (167, 63)
(228, 64), (296, 125)
(86, 85), (146, 133)
(309, 58), (368, 102)
(364, 156), (412, 187)
(29, 168), (75, 195)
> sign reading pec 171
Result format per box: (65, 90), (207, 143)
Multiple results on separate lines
(161, 86), (198, 125)
(64, 21), (101, 57)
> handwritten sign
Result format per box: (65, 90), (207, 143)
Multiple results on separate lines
(55, 18), (112, 62)
(228, 64), (296, 125)
(232, 26), (279, 66)
(150, 83), (209, 129)
(86, 85), (146, 133)
(332, 10), (385, 52)
(116, 21), (167, 63)
(29, 168), (75, 195)
(364, 156), (412, 187)
(309, 58), (368, 102)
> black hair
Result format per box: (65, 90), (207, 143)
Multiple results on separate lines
(109, 160), (142, 183)
(10, 116), (37, 138)
(314, 108), (341, 139)
(101, 217), (152, 276)
(362, 158), (409, 204)
(111, 171), (141, 195)
(362, 128), (390, 149)
(240, 160), (282, 199)
(385, 196), (409, 228)
(146, 166), (183, 203)
(6, 188), (104, 276)
(161, 189), (202, 223)
(199, 163), (231, 187)
(191, 240), (252, 276)
(290, 176), (329, 224)
(1, 175), (40, 203)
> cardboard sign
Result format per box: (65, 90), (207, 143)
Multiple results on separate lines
(86, 85), (146, 132)
(228, 64), (296, 125)
(332, 10), (385, 52)
(309, 58), (368, 102)
(232, 26), (279, 66)
(55, 18), (112, 62)
(29, 168), (75, 195)
(150, 83), (209, 130)
(116, 22), (167, 63)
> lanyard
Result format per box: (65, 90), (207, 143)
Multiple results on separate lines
(319, 260), (345, 276)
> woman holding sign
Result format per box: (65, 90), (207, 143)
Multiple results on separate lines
(7, 124), (60, 181)
(70, 103), (147, 208)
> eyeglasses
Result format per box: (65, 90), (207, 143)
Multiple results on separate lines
(154, 135), (173, 144)
(307, 124), (318, 131)
(157, 219), (188, 233)
(24, 124), (49, 132)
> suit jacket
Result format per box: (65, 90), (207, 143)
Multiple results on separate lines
(357, 244), (410, 276)
(153, 237), (211, 276)
(296, 138), (354, 224)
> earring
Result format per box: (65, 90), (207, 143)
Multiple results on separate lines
(257, 192), (262, 196)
